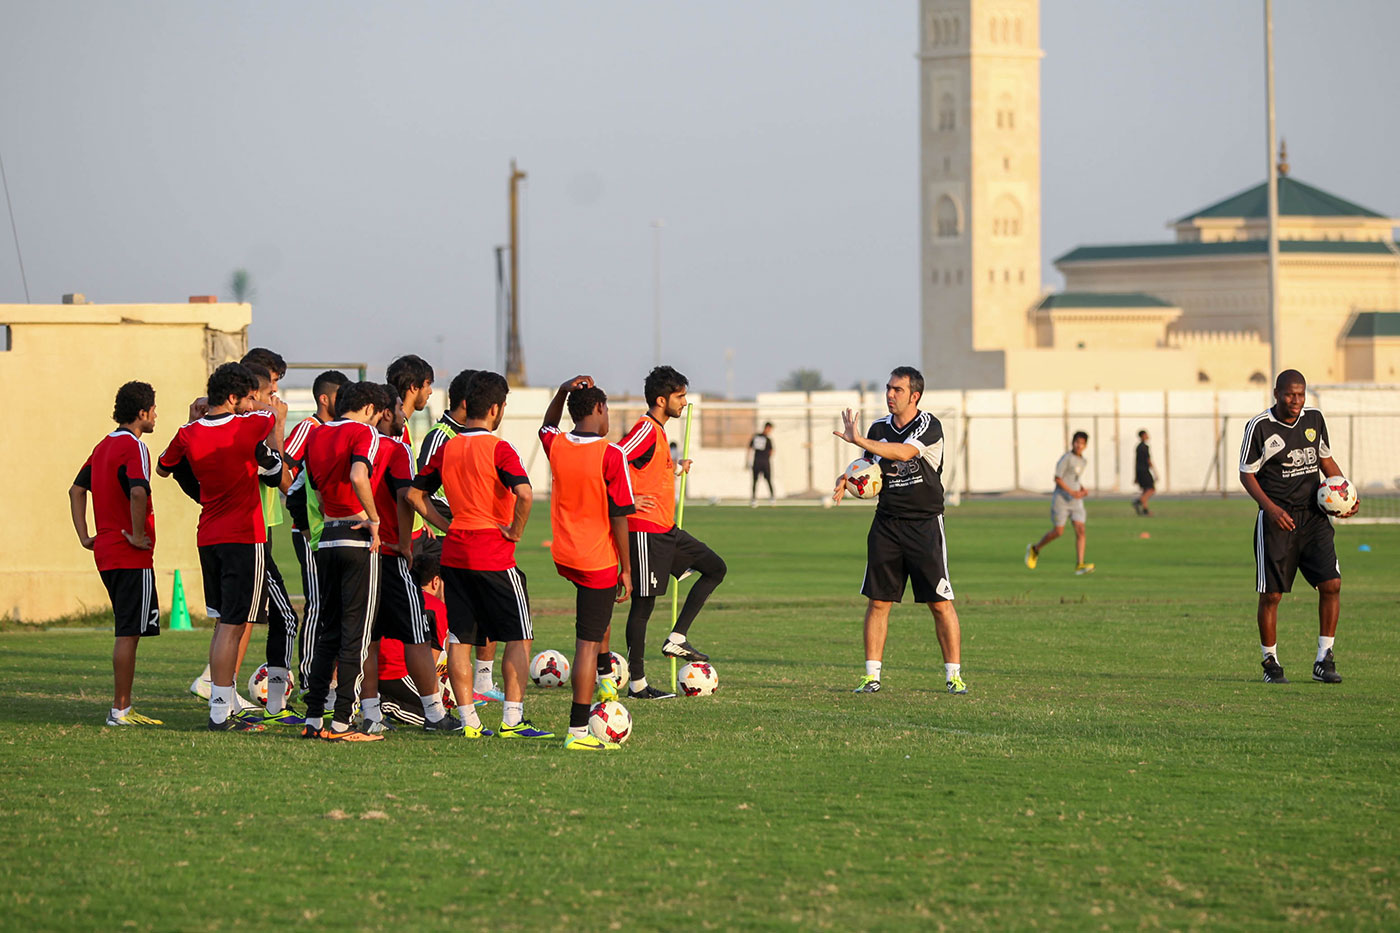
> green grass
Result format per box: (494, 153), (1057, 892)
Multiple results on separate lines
(2, 500), (1397, 930)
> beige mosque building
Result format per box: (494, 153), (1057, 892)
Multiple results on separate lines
(918, 0), (1400, 390)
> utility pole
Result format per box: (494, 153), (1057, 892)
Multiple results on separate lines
(1264, 0), (1280, 384)
(652, 219), (664, 367)
(506, 160), (527, 386)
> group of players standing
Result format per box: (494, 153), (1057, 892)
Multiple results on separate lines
(69, 352), (726, 749)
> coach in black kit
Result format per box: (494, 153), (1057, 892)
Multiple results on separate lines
(1239, 369), (1353, 685)
(832, 366), (966, 696)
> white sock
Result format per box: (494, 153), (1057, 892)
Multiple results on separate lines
(305, 716), (324, 731)
(361, 696), (382, 723)
(420, 694), (446, 722)
(266, 667), (290, 714)
(235, 692), (259, 711)
(459, 703), (482, 729)
(630, 678), (648, 693)
(330, 720), (351, 733)
(210, 684), (234, 724)
(667, 632), (686, 646)
(503, 701), (524, 727)
(568, 725), (588, 738)
(865, 660), (882, 680)
(1317, 636), (1335, 663)
(474, 660), (493, 694)
(111, 706), (130, 720)
(1261, 644), (1277, 661)
(945, 662), (961, 681)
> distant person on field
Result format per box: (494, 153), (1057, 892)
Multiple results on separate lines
(748, 421), (775, 506)
(1026, 431), (1093, 575)
(832, 365), (966, 697)
(1133, 430), (1156, 516)
(69, 381), (163, 727)
(1240, 369), (1353, 685)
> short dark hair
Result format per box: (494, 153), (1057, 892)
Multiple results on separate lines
(1137, 430), (1148, 440)
(763, 421), (773, 430)
(369, 382), (397, 414)
(1072, 430), (1089, 444)
(567, 385), (608, 423)
(207, 362), (257, 407)
(243, 361), (273, 388)
(889, 365), (924, 400)
(448, 369), (480, 412)
(643, 366), (688, 407)
(411, 552), (442, 588)
(387, 354), (434, 399)
(241, 347), (286, 379)
(333, 381), (382, 419)
(312, 370), (350, 401)
(465, 371), (509, 419)
(112, 381), (155, 424)
(1275, 369), (1306, 391)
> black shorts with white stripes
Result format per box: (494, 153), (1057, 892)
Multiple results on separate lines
(441, 565), (533, 647)
(629, 526), (717, 598)
(1254, 506), (1339, 594)
(199, 542), (266, 625)
(374, 553), (432, 645)
(100, 568), (161, 638)
(861, 512), (955, 604)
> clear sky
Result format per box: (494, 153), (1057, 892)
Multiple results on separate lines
(2, 1), (1396, 396)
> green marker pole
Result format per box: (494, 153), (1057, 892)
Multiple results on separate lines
(169, 569), (193, 631)
(670, 402), (695, 693)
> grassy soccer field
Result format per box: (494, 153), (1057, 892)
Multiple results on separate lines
(2, 499), (1397, 930)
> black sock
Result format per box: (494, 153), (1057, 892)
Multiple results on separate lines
(596, 652), (611, 676)
(570, 702), (590, 728)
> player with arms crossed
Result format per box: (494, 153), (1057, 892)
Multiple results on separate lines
(1239, 369), (1352, 685)
(617, 365), (727, 698)
(540, 376), (635, 750)
(69, 381), (162, 727)
(832, 366), (966, 696)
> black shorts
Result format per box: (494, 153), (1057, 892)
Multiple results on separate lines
(861, 512), (955, 604)
(573, 582), (616, 642)
(412, 531), (443, 563)
(1254, 507), (1340, 594)
(630, 527), (716, 598)
(100, 568), (161, 638)
(441, 565), (533, 647)
(374, 554), (431, 645)
(1136, 471), (1155, 491)
(379, 675), (430, 726)
(199, 542), (266, 625)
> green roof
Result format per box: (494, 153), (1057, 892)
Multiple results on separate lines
(1056, 239), (1397, 264)
(1038, 292), (1173, 310)
(1346, 311), (1400, 339)
(1177, 176), (1387, 222)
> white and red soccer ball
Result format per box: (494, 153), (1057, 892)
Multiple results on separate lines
(434, 660), (458, 711)
(247, 663), (294, 707)
(843, 459), (882, 500)
(530, 650), (570, 688)
(1317, 475), (1360, 518)
(678, 661), (719, 697)
(588, 700), (633, 744)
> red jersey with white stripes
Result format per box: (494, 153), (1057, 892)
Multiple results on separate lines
(303, 420), (379, 519)
(371, 435), (415, 555)
(75, 429), (156, 571)
(283, 416), (322, 530)
(619, 415), (675, 533)
(158, 411), (279, 546)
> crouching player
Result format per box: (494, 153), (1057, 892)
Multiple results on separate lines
(379, 553), (452, 725)
(69, 381), (163, 726)
(540, 375), (635, 751)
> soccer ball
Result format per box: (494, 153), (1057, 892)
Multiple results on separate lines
(247, 663), (294, 707)
(596, 650), (629, 688)
(588, 700), (633, 744)
(434, 660), (458, 711)
(678, 661), (719, 697)
(1317, 475), (1360, 518)
(843, 458), (882, 499)
(530, 650), (571, 688)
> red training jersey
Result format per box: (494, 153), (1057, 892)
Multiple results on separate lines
(414, 428), (530, 571)
(378, 590), (448, 681)
(371, 435), (415, 556)
(540, 426), (634, 586)
(619, 415), (676, 533)
(283, 415), (323, 531)
(303, 420), (379, 519)
(75, 429), (156, 571)
(158, 411), (279, 546)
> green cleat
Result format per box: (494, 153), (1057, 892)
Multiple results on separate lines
(594, 677), (620, 704)
(852, 675), (881, 694)
(946, 674), (968, 695)
(565, 733), (619, 751)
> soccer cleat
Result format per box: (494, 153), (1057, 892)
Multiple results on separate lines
(1024, 544), (1038, 570)
(565, 733), (619, 751)
(300, 725), (325, 739)
(189, 674), (212, 700)
(946, 674), (968, 695)
(1262, 655), (1289, 684)
(853, 675), (882, 694)
(478, 684), (506, 703)
(105, 711), (137, 726)
(594, 677), (620, 703)
(1132, 499), (1146, 516)
(124, 711), (164, 725)
(422, 715), (463, 734)
(1312, 649), (1342, 684)
(459, 722), (494, 739)
(322, 727), (384, 743)
(208, 716), (265, 732)
(497, 720), (556, 739)
(1074, 563), (1095, 575)
(661, 639), (709, 662)
(249, 708), (305, 727)
(357, 719), (394, 735)
(628, 685), (677, 700)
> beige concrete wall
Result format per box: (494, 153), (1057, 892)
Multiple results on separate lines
(1, 302), (249, 621)
(1001, 347), (1198, 391)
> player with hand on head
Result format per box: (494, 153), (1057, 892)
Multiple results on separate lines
(616, 365), (727, 699)
(69, 381), (163, 727)
(540, 376), (635, 750)
(299, 381), (387, 741)
(832, 366), (966, 696)
(1025, 431), (1093, 575)
(1240, 369), (1351, 685)
(411, 371), (543, 738)
(158, 362), (287, 731)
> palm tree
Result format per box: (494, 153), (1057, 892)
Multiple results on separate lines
(228, 268), (256, 304)
(777, 368), (834, 392)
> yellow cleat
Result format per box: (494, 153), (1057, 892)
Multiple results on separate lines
(126, 712), (164, 725)
(565, 733), (620, 751)
(1075, 563), (1095, 575)
(594, 677), (620, 704)
(1024, 544), (1038, 570)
